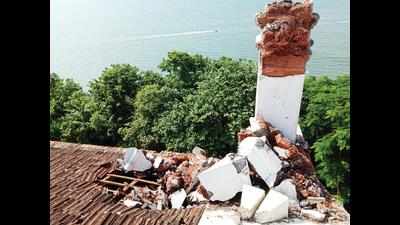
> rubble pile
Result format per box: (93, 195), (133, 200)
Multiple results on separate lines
(96, 117), (348, 224)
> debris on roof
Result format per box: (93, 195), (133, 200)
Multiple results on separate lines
(50, 115), (349, 225)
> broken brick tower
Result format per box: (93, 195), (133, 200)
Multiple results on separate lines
(254, 0), (319, 141)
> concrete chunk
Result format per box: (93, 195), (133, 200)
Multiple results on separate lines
(255, 189), (289, 223)
(123, 199), (141, 208)
(238, 137), (282, 187)
(198, 208), (241, 225)
(119, 148), (152, 172)
(273, 179), (298, 201)
(197, 155), (251, 201)
(239, 185), (266, 219)
(169, 189), (187, 209)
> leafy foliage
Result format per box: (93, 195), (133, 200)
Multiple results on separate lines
(50, 51), (350, 204)
(88, 64), (144, 145)
(300, 75), (350, 205)
(157, 58), (257, 155)
(50, 73), (83, 140)
(120, 84), (181, 149)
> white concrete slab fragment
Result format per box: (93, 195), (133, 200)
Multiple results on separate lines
(121, 148), (152, 172)
(123, 199), (141, 208)
(170, 189), (187, 209)
(255, 75), (305, 142)
(239, 184), (266, 219)
(255, 189), (289, 223)
(238, 137), (282, 187)
(273, 179), (298, 201)
(198, 208), (241, 225)
(197, 155), (251, 201)
(249, 117), (262, 132)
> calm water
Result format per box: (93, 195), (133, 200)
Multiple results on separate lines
(51, 0), (349, 89)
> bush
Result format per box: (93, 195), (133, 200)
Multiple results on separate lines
(300, 75), (350, 205)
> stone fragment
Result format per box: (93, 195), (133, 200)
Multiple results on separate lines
(239, 184), (266, 219)
(169, 189), (187, 209)
(274, 146), (289, 158)
(187, 189), (208, 203)
(249, 117), (270, 137)
(197, 155), (251, 201)
(118, 148), (152, 172)
(238, 129), (254, 142)
(198, 208), (241, 225)
(165, 171), (184, 194)
(238, 137), (282, 187)
(306, 196), (325, 205)
(275, 134), (292, 149)
(300, 209), (326, 222)
(273, 179), (298, 201)
(254, 189), (289, 223)
(153, 156), (163, 169)
(192, 146), (207, 158)
(122, 199), (141, 208)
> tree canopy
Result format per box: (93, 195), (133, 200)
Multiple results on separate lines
(50, 51), (350, 205)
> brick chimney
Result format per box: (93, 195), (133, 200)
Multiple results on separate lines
(254, 0), (319, 141)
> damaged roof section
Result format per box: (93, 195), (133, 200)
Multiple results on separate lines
(50, 115), (349, 225)
(50, 141), (206, 225)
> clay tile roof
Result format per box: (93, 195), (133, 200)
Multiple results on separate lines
(50, 141), (205, 225)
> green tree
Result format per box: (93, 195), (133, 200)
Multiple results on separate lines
(157, 57), (257, 156)
(300, 75), (350, 205)
(159, 51), (209, 90)
(50, 73), (83, 140)
(88, 64), (144, 145)
(120, 84), (180, 150)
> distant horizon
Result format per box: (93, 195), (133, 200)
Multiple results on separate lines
(51, 0), (349, 89)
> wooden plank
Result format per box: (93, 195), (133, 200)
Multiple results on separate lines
(99, 180), (125, 187)
(107, 174), (160, 186)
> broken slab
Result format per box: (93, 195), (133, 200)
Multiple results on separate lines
(169, 189), (187, 209)
(273, 179), (298, 202)
(198, 208), (241, 225)
(238, 137), (282, 187)
(197, 155), (251, 201)
(255, 189), (289, 224)
(118, 148), (152, 172)
(239, 184), (266, 219)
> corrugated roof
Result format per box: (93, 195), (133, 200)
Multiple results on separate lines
(50, 141), (205, 225)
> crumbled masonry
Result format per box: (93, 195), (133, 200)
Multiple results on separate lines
(50, 115), (349, 225)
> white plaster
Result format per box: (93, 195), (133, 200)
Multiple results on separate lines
(170, 189), (187, 209)
(188, 190), (208, 203)
(197, 155), (251, 201)
(121, 148), (152, 172)
(198, 208), (241, 225)
(273, 179), (298, 202)
(296, 124), (303, 137)
(249, 117), (261, 132)
(239, 185), (266, 219)
(254, 189), (289, 224)
(238, 137), (282, 187)
(122, 199), (141, 208)
(255, 75), (305, 142)
(153, 156), (163, 169)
